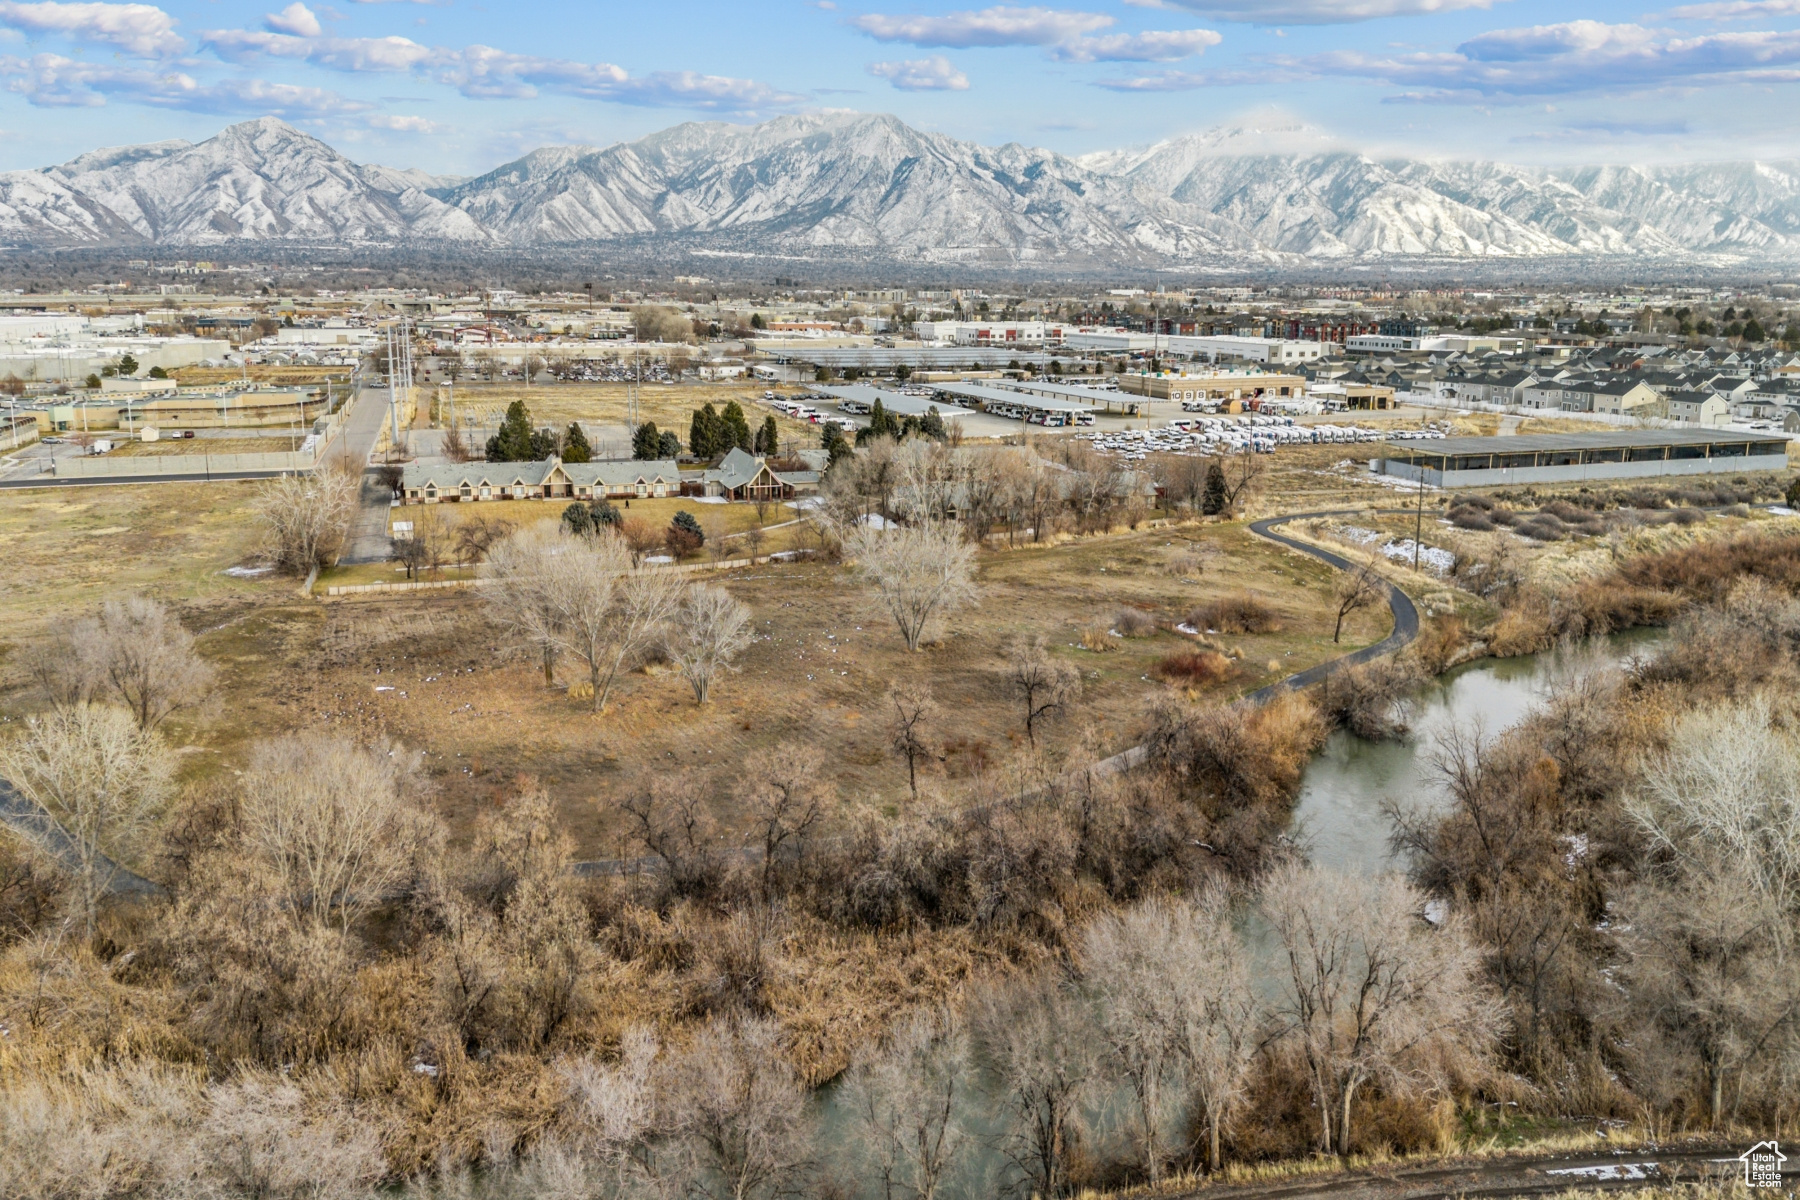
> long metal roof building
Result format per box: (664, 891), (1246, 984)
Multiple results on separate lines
(1379, 428), (1790, 487)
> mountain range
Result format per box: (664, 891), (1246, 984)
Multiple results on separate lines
(3, 113), (1798, 268)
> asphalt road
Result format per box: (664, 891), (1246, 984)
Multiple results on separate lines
(335, 386), (403, 565)
(1245, 508), (1423, 703)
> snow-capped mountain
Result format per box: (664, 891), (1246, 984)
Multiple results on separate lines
(4, 113), (1800, 267)
(30, 117), (485, 245)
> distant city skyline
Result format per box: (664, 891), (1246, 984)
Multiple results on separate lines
(0, 0), (1797, 173)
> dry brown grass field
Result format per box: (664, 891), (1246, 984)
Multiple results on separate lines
(0, 484), (1388, 861)
(109, 435), (307, 457)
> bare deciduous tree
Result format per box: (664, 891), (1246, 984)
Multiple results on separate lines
(737, 742), (830, 899)
(1620, 697), (1800, 1124)
(888, 682), (936, 800)
(1332, 562), (1386, 644)
(0, 704), (173, 938)
(847, 520), (979, 652)
(666, 583), (754, 706)
(492, 528), (683, 712)
(975, 973), (1094, 1199)
(1081, 889), (1259, 1179)
(254, 468), (358, 576)
(1262, 862), (1502, 1159)
(1006, 638), (1081, 747)
(842, 1006), (969, 1200)
(485, 525), (565, 688)
(660, 1017), (811, 1200)
(237, 732), (428, 929)
(66, 596), (215, 733)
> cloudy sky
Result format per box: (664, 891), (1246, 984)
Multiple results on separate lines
(0, 0), (1798, 172)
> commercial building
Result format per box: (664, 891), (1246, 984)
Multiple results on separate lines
(1378, 429), (1789, 488)
(1116, 371), (1305, 405)
(913, 320), (1064, 346)
(918, 382), (1096, 426)
(1160, 335), (1329, 364)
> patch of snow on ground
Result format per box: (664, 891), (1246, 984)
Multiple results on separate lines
(1769, 505), (1797, 516)
(224, 565), (272, 578)
(1546, 1164), (1654, 1181)
(859, 514), (893, 529)
(1338, 526), (1382, 545)
(690, 496), (729, 504)
(643, 555), (675, 565)
(1380, 539), (1456, 574)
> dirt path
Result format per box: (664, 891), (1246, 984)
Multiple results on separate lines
(1168, 1144), (1774, 1200)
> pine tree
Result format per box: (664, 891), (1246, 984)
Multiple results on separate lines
(590, 498), (621, 527)
(487, 399), (534, 461)
(562, 502), (595, 536)
(633, 421), (662, 460)
(659, 431), (683, 459)
(1744, 318), (1767, 342)
(756, 414), (780, 456)
(673, 510), (704, 543)
(529, 427), (561, 460)
(824, 427), (853, 468)
(722, 401), (752, 453)
(920, 406), (946, 440)
(563, 422), (593, 463)
(690, 404), (722, 458)
(1202, 460), (1229, 515)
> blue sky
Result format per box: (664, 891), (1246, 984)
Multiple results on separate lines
(2, 0), (1800, 172)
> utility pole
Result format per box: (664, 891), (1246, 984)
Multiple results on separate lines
(386, 320), (401, 459)
(1413, 459), (1426, 573)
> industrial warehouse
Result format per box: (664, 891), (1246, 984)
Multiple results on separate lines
(1377, 428), (1791, 488)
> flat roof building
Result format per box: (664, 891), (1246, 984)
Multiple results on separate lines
(815, 385), (970, 419)
(919, 382), (1096, 425)
(1379, 429), (1789, 488)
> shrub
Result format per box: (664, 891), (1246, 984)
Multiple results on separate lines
(1079, 624), (1117, 652)
(1187, 594), (1283, 635)
(1448, 507), (1495, 532)
(1113, 607), (1158, 638)
(1152, 650), (1233, 684)
(1316, 659), (1421, 740)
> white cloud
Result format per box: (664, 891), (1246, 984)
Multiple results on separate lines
(201, 27), (804, 114)
(852, 5), (1112, 47)
(203, 29), (435, 72)
(0, 51), (365, 112)
(1292, 19), (1800, 99)
(1152, 0), (1499, 23)
(1050, 28), (1220, 61)
(265, 2), (322, 37)
(366, 112), (437, 131)
(0, 1), (183, 57)
(1093, 67), (1213, 87)
(868, 54), (970, 89)
(1661, 0), (1800, 17)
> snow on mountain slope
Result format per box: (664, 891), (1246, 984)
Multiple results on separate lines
(0, 170), (143, 245)
(47, 117), (484, 243)
(8, 114), (1800, 264)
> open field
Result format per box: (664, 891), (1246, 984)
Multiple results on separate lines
(0, 487), (1389, 856)
(0, 479), (272, 635)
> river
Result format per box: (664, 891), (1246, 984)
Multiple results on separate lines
(1291, 629), (1663, 875)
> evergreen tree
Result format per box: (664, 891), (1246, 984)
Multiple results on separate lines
(1745, 318), (1767, 342)
(633, 421), (662, 460)
(659, 430), (683, 459)
(1202, 460), (1229, 515)
(590, 498), (622, 528)
(562, 502), (595, 536)
(920, 406), (947, 441)
(750, 312), (766, 330)
(672, 510), (704, 542)
(563, 422), (593, 463)
(857, 397), (902, 447)
(486, 399), (534, 461)
(690, 404), (722, 458)
(529, 427), (561, 460)
(118, 354), (139, 376)
(722, 400), (753, 452)
(755, 414), (780, 456)
(824, 426), (853, 468)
